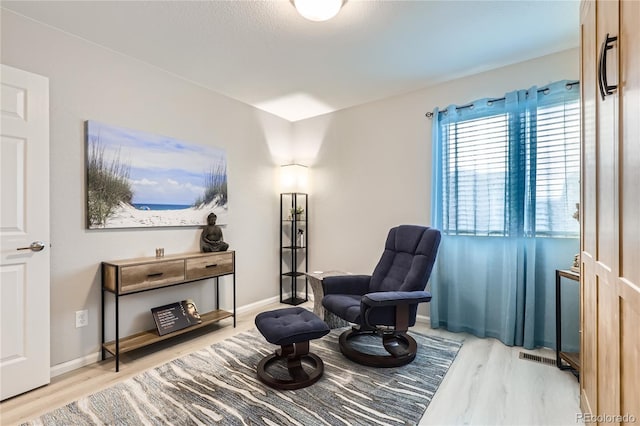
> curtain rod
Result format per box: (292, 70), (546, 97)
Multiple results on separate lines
(425, 80), (580, 118)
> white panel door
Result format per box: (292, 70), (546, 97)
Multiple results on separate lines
(0, 64), (50, 401)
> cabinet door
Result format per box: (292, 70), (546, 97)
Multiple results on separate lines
(579, 0), (598, 416)
(618, 0), (640, 419)
(581, 0), (640, 421)
(594, 0), (621, 420)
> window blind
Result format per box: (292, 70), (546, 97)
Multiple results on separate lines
(528, 100), (580, 236)
(443, 113), (509, 235)
(436, 81), (580, 238)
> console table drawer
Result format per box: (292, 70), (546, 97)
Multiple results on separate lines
(186, 252), (234, 280)
(120, 260), (185, 293)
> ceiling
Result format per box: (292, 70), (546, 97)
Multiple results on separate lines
(2, 0), (580, 122)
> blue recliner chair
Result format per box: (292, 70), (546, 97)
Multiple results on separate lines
(322, 225), (441, 367)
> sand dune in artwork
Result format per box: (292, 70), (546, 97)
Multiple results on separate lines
(102, 201), (226, 228)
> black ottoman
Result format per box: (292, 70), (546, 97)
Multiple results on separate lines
(255, 307), (330, 390)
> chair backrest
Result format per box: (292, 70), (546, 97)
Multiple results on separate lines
(369, 225), (441, 293)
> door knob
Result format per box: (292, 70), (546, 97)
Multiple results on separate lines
(16, 241), (46, 252)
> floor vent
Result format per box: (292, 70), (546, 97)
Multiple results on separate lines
(519, 352), (557, 367)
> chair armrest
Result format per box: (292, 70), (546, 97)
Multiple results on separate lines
(323, 275), (371, 296)
(362, 291), (432, 307)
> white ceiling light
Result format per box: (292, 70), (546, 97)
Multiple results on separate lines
(293, 0), (344, 22)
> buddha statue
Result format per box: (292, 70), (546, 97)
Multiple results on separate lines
(200, 213), (229, 252)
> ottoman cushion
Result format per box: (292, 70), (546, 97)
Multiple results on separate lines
(256, 307), (329, 346)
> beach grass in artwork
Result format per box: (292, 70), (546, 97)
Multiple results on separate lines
(85, 121), (228, 229)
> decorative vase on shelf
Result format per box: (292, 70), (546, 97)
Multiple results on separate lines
(291, 207), (304, 221)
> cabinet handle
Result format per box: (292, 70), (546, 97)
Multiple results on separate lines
(205, 263), (218, 268)
(598, 33), (617, 100)
(147, 272), (164, 278)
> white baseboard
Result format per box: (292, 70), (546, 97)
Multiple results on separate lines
(416, 314), (431, 326)
(51, 352), (102, 378)
(50, 295), (281, 378)
(235, 295), (280, 315)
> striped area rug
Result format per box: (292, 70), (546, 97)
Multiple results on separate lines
(24, 328), (461, 425)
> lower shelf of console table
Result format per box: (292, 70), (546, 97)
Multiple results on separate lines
(102, 309), (233, 357)
(102, 251), (236, 372)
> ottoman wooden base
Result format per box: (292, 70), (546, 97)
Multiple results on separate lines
(256, 341), (324, 390)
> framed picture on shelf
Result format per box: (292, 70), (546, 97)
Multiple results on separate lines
(151, 299), (202, 336)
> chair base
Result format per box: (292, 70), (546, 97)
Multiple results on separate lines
(339, 327), (418, 367)
(257, 342), (325, 390)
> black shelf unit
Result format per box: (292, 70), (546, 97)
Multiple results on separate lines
(280, 192), (308, 305)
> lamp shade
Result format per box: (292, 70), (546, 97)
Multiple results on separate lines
(280, 164), (309, 193)
(293, 0), (343, 22)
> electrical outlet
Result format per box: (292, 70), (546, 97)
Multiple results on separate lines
(75, 310), (88, 328)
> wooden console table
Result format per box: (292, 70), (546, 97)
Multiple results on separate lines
(102, 251), (235, 371)
(555, 268), (580, 377)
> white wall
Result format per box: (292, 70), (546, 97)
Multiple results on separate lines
(1, 10), (291, 368)
(294, 49), (580, 312)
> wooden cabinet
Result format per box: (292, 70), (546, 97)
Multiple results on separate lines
(580, 0), (640, 421)
(102, 251), (236, 371)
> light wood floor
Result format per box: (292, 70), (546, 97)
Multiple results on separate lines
(1, 301), (580, 426)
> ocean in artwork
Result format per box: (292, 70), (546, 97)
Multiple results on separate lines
(131, 203), (192, 211)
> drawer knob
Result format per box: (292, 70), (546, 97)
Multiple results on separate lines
(205, 263), (218, 268)
(147, 272), (164, 278)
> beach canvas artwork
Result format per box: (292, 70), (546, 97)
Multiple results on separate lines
(85, 121), (228, 229)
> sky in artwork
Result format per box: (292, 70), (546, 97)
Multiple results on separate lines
(87, 121), (227, 206)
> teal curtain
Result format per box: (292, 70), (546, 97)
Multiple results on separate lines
(430, 80), (580, 350)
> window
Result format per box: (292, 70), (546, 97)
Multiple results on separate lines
(434, 81), (580, 238)
(530, 101), (580, 236)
